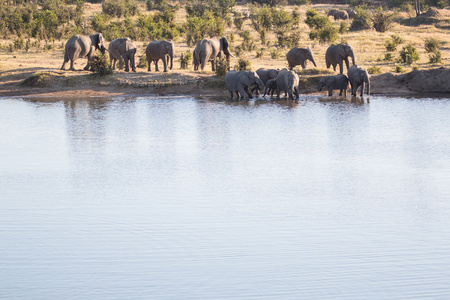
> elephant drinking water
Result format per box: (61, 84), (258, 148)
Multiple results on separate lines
(145, 40), (174, 72)
(225, 70), (264, 100)
(108, 37), (137, 72)
(61, 33), (107, 71)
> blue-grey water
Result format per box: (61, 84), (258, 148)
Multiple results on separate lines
(1, 95), (450, 299)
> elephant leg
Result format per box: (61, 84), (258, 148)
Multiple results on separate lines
(124, 58), (130, 72)
(69, 59), (75, 71)
(83, 59), (90, 71)
(338, 62), (344, 74)
(211, 60), (215, 72)
(244, 87), (253, 99)
(295, 87), (299, 99)
(229, 91), (233, 99)
(360, 82), (364, 97)
(155, 60), (159, 72)
(61, 53), (69, 70)
(236, 91), (242, 100)
(163, 57), (168, 72)
(328, 87), (333, 96)
(345, 58), (350, 70)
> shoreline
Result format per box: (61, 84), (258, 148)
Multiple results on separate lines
(1, 68), (449, 99)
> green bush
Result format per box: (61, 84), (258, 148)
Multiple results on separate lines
(137, 55), (148, 69)
(391, 34), (404, 45)
(270, 48), (281, 59)
(371, 7), (394, 32)
(185, 12), (225, 46)
(305, 8), (329, 30)
(425, 37), (440, 53)
(276, 29), (301, 48)
(395, 65), (405, 73)
(384, 52), (394, 61)
(350, 6), (372, 31)
(367, 65), (381, 74)
(215, 58), (229, 76)
(256, 48), (264, 58)
(234, 58), (251, 71)
(309, 24), (339, 44)
(21, 72), (51, 87)
(233, 11), (245, 30)
(102, 0), (139, 18)
(385, 39), (397, 51)
(339, 21), (348, 34)
(239, 30), (256, 51)
(429, 50), (442, 63)
(89, 54), (114, 76)
(399, 44), (420, 64)
(180, 50), (192, 69)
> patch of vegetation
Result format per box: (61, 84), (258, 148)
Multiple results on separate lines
(102, 0), (139, 18)
(89, 54), (114, 76)
(205, 76), (226, 88)
(180, 51), (192, 69)
(270, 48), (281, 59)
(137, 55), (148, 69)
(395, 65), (405, 73)
(367, 65), (381, 74)
(234, 58), (251, 71)
(215, 58), (229, 76)
(21, 72), (52, 87)
(350, 6), (372, 31)
(399, 44), (420, 65)
(384, 52), (394, 61)
(305, 9), (339, 44)
(429, 50), (442, 64)
(371, 7), (394, 32)
(425, 37), (440, 53)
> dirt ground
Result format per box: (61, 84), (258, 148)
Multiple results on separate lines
(0, 51), (449, 99)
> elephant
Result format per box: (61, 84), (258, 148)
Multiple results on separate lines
(145, 40), (174, 72)
(264, 79), (277, 97)
(194, 37), (234, 71)
(347, 65), (370, 97)
(108, 37), (137, 72)
(255, 68), (279, 96)
(327, 9), (349, 21)
(325, 43), (356, 74)
(286, 47), (317, 70)
(346, 9), (357, 19)
(193, 47), (200, 71)
(61, 33), (107, 71)
(276, 68), (300, 100)
(318, 74), (349, 96)
(225, 70), (264, 100)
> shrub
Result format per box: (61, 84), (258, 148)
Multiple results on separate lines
(137, 55), (148, 69)
(350, 6), (372, 31)
(309, 24), (339, 44)
(89, 54), (113, 76)
(239, 30), (256, 51)
(367, 65), (381, 74)
(424, 37), (440, 53)
(276, 29), (301, 48)
(429, 50), (442, 63)
(385, 39), (397, 51)
(395, 65), (405, 73)
(371, 7), (394, 32)
(185, 12), (225, 46)
(305, 8), (329, 30)
(391, 34), (404, 45)
(270, 48), (281, 59)
(233, 11), (245, 30)
(339, 21), (348, 34)
(256, 48), (264, 58)
(234, 58), (251, 71)
(102, 0), (139, 18)
(180, 51), (192, 69)
(399, 44), (420, 64)
(21, 72), (51, 87)
(215, 58), (229, 76)
(384, 52), (394, 61)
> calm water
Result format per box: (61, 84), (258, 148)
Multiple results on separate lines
(1, 95), (450, 299)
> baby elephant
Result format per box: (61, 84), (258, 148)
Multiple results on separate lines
(225, 70), (264, 100)
(348, 65), (370, 97)
(318, 74), (349, 96)
(264, 79), (277, 97)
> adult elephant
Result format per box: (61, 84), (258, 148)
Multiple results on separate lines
(348, 65), (370, 97)
(225, 70), (264, 100)
(346, 9), (357, 19)
(325, 43), (356, 74)
(194, 37), (234, 71)
(327, 9), (349, 21)
(108, 37), (137, 72)
(145, 40), (174, 72)
(286, 47), (317, 70)
(61, 33), (107, 71)
(318, 74), (349, 96)
(276, 68), (299, 100)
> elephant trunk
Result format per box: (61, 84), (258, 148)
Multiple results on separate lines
(350, 53), (355, 66)
(310, 56), (317, 68)
(257, 78), (264, 92)
(170, 53), (173, 70)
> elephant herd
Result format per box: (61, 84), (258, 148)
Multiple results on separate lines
(60, 33), (174, 73)
(59, 33), (369, 99)
(225, 43), (369, 100)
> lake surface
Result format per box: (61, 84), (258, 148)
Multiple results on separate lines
(1, 94), (450, 299)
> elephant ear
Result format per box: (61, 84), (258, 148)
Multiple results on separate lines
(221, 37), (229, 51)
(97, 34), (104, 49)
